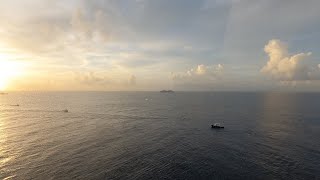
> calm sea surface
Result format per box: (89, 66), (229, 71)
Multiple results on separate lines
(0, 92), (319, 179)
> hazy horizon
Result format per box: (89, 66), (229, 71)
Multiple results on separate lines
(3, 89), (320, 93)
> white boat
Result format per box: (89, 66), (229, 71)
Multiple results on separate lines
(211, 123), (224, 129)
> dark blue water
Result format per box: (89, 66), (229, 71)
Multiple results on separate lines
(0, 92), (319, 179)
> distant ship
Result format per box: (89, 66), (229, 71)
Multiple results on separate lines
(0, 92), (8, 95)
(160, 90), (174, 93)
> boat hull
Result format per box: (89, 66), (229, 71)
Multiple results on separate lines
(211, 125), (224, 129)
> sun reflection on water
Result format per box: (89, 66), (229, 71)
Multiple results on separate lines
(0, 113), (14, 178)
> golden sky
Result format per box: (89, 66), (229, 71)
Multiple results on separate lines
(1, 0), (320, 91)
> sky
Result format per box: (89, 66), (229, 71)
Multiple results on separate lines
(0, 0), (320, 91)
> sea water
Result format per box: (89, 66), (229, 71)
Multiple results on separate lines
(0, 92), (319, 179)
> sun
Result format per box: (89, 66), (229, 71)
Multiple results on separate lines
(0, 79), (6, 91)
(0, 55), (25, 91)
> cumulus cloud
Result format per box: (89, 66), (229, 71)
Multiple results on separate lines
(72, 71), (139, 90)
(171, 64), (224, 82)
(196, 64), (206, 75)
(192, 64), (224, 76)
(261, 39), (320, 81)
(74, 72), (111, 86)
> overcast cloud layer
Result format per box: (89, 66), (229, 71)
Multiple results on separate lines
(0, 0), (320, 91)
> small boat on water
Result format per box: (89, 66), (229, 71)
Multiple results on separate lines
(211, 123), (224, 129)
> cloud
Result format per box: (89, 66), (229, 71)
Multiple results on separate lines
(196, 64), (206, 75)
(171, 64), (224, 83)
(195, 64), (224, 75)
(70, 9), (92, 40)
(261, 39), (320, 81)
(70, 8), (112, 42)
(72, 71), (140, 90)
(74, 71), (111, 86)
(128, 75), (136, 86)
(222, 0), (320, 55)
(1, 1), (320, 91)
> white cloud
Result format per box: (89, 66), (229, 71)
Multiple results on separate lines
(261, 39), (320, 81)
(171, 64), (224, 82)
(196, 64), (206, 75)
(193, 64), (224, 75)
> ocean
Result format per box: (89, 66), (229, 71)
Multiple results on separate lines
(0, 92), (319, 179)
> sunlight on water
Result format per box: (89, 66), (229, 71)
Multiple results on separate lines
(0, 113), (12, 177)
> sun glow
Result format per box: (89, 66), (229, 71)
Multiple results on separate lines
(0, 54), (25, 91)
